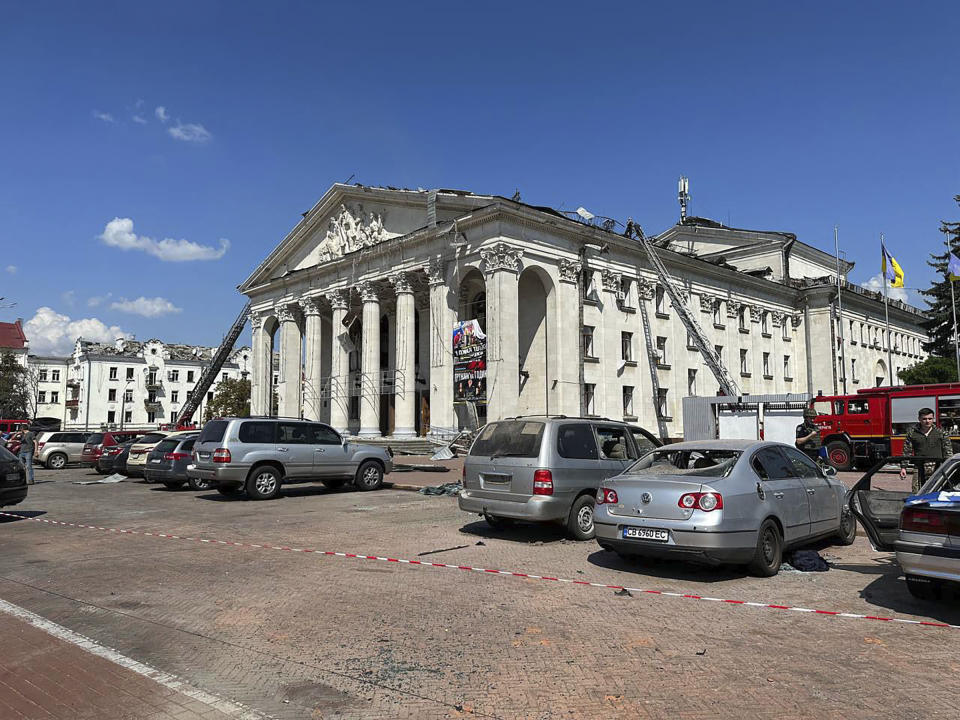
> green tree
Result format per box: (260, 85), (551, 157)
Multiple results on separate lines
(919, 195), (960, 356)
(204, 377), (251, 422)
(898, 356), (958, 385)
(0, 351), (29, 418)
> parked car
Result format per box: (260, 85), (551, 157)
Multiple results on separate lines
(593, 439), (857, 576)
(95, 438), (139, 475)
(144, 432), (205, 490)
(0, 444), (27, 508)
(187, 417), (393, 500)
(81, 430), (145, 468)
(459, 416), (662, 540)
(36, 431), (92, 470)
(848, 455), (960, 601)
(123, 431), (172, 478)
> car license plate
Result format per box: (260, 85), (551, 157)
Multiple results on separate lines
(150, 458), (161, 463)
(198, 452), (210, 459)
(6, 473), (19, 482)
(622, 527), (669, 542)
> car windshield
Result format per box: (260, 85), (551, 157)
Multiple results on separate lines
(625, 448), (742, 478)
(154, 439), (180, 453)
(469, 421), (544, 458)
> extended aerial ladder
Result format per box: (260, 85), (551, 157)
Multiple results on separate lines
(625, 219), (742, 400)
(175, 302), (251, 427)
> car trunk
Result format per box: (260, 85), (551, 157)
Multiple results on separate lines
(463, 420), (546, 500)
(147, 438), (180, 471)
(605, 477), (706, 521)
(193, 420), (230, 470)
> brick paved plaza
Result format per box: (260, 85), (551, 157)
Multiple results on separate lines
(1, 465), (957, 719)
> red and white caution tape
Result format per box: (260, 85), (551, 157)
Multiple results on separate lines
(2, 510), (956, 631)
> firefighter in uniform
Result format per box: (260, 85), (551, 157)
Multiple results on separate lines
(899, 407), (953, 493)
(795, 408), (822, 462)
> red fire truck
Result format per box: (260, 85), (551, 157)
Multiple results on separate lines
(811, 382), (960, 470)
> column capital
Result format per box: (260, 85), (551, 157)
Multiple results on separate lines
(480, 242), (523, 276)
(771, 311), (787, 327)
(600, 269), (622, 293)
(427, 256), (446, 286)
(276, 303), (299, 323)
(791, 313), (803, 329)
(359, 281), (379, 304)
(390, 271), (414, 295)
(636, 278), (655, 301)
(326, 289), (349, 311)
(249, 313), (263, 331)
(299, 296), (323, 317)
(558, 258), (582, 284)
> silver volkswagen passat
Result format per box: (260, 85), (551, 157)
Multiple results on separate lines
(594, 439), (857, 576)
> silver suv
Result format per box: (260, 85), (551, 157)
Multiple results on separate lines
(459, 416), (660, 539)
(37, 431), (92, 470)
(187, 417), (393, 500)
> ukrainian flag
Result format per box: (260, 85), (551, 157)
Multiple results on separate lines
(882, 243), (904, 288)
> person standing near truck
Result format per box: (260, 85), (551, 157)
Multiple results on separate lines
(17, 428), (37, 485)
(899, 407), (953, 493)
(795, 408), (823, 462)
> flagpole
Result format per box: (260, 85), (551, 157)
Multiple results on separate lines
(951, 277), (959, 379)
(835, 226), (848, 394)
(881, 233), (894, 386)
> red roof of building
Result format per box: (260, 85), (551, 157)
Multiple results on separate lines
(0, 320), (27, 350)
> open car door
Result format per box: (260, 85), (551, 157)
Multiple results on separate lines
(847, 456), (947, 551)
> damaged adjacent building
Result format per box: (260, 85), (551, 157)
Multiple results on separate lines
(239, 184), (928, 439)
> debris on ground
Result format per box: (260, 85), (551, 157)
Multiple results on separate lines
(418, 482), (462, 496)
(780, 549), (830, 572)
(475, 541), (485, 546)
(696, 648), (707, 656)
(73, 474), (128, 485)
(392, 463), (450, 473)
(614, 588), (633, 597)
(417, 544), (469, 557)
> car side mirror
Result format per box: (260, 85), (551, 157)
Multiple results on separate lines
(822, 465), (837, 478)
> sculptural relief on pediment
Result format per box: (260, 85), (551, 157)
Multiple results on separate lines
(316, 204), (390, 262)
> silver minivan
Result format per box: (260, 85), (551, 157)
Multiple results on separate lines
(459, 416), (660, 539)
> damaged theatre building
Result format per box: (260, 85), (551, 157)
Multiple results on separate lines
(239, 184), (928, 439)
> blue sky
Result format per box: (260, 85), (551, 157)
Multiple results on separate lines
(1, 1), (958, 355)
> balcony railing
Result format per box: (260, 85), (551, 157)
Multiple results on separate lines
(65, 398), (80, 408)
(144, 400), (163, 411)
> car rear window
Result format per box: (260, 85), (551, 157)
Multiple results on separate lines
(179, 438), (197, 452)
(138, 433), (166, 445)
(557, 424), (599, 460)
(469, 421), (544, 458)
(627, 448), (741, 478)
(86, 433), (105, 445)
(198, 420), (229, 444)
(238, 421), (276, 444)
(154, 439), (180, 453)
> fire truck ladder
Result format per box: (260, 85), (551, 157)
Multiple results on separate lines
(631, 222), (741, 398)
(175, 302), (251, 426)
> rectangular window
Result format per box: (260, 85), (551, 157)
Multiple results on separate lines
(50, 391), (59, 403)
(171, 391), (179, 403)
(619, 277), (633, 308)
(171, 411), (178, 423)
(169, 370), (179, 382)
(148, 371), (157, 386)
(148, 391), (157, 402)
(109, 366), (118, 380)
(39, 369), (48, 382)
(124, 389), (133, 402)
(655, 286), (667, 316)
(186, 390), (193, 401)
(126, 367), (134, 380)
(851, 358), (858, 382)
(582, 269), (597, 300)
(714, 345), (723, 364)
(52, 370), (60, 381)
(740, 349), (749, 375)
(713, 302), (723, 327)
(107, 410), (115, 424)
(783, 355), (792, 378)
(762, 352), (770, 376)
(621, 332), (633, 362)
(187, 370), (195, 383)
(688, 369), (697, 396)
(147, 411), (156, 423)
(583, 383), (596, 415)
(622, 386), (634, 417)
(557, 424), (599, 460)
(124, 411), (132, 423)
(686, 330), (696, 349)
(738, 307), (747, 331)
(108, 389), (117, 402)
(583, 326), (596, 358)
(38, 391), (46, 403)
(782, 320), (790, 340)
(657, 388), (669, 418)
(221, 372), (228, 382)
(761, 312), (769, 334)
(655, 336), (668, 366)
(207, 391), (215, 402)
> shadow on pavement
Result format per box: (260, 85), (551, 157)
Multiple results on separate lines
(0, 510), (47, 523)
(458, 520), (568, 544)
(586, 548), (748, 583)
(855, 570), (960, 625)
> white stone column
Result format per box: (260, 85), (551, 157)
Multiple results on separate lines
(249, 314), (266, 415)
(391, 272), (416, 437)
(327, 290), (350, 433)
(482, 243), (523, 423)
(358, 281), (381, 437)
(300, 296), (323, 421)
(277, 303), (302, 418)
(428, 257), (456, 435)
(556, 259), (582, 416)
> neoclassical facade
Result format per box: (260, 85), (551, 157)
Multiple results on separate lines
(240, 185), (929, 439)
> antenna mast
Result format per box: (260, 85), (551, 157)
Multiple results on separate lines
(677, 176), (690, 222)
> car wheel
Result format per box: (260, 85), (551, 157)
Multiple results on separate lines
(566, 494), (596, 541)
(826, 441), (852, 471)
(162, 480), (185, 490)
(47, 453), (68, 470)
(483, 513), (515, 530)
(322, 478), (345, 490)
(188, 475), (214, 492)
(246, 466), (282, 500)
(216, 485), (244, 498)
(835, 508), (857, 546)
(748, 519), (782, 577)
(905, 575), (942, 601)
(354, 461), (383, 491)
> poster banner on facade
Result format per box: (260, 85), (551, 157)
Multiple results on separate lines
(453, 319), (486, 402)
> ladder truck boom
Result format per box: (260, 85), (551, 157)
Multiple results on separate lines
(175, 302), (252, 427)
(628, 220), (741, 398)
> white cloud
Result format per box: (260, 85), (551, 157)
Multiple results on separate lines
(109, 296), (182, 317)
(168, 122), (212, 143)
(92, 110), (115, 123)
(132, 114), (147, 124)
(4, 265), (15, 274)
(24, 307), (132, 356)
(862, 274), (909, 304)
(98, 217), (230, 262)
(155, 105), (169, 122)
(87, 292), (112, 308)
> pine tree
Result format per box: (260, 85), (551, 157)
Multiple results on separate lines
(919, 195), (960, 356)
